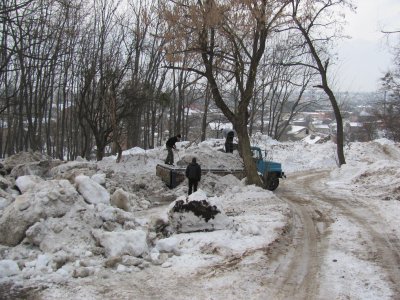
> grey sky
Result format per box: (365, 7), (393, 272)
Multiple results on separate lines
(334, 0), (400, 93)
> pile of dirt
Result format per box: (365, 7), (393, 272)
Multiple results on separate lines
(172, 200), (221, 222)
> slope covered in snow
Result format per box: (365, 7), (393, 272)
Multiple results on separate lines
(0, 137), (399, 299)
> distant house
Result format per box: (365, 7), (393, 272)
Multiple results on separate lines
(350, 109), (377, 123)
(345, 108), (378, 142)
(358, 110), (376, 123)
(345, 121), (371, 142)
(310, 122), (331, 135)
(291, 118), (309, 127)
(284, 125), (309, 141)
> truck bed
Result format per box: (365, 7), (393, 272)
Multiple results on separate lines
(156, 164), (245, 188)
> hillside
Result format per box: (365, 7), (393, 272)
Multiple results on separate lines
(1, 137), (400, 299)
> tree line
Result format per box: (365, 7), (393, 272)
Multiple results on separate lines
(1, 0), (174, 161)
(1, 0), (362, 183)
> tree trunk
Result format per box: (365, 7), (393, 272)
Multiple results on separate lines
(234, 120), (260, 186)
(201, 86), (211, 142)
(324, 86), (346, 165)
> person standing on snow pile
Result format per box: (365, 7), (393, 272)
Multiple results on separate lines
(164, 134), (181, 165)
(185, 157), (201, 195)
(225, 130), (235, 153)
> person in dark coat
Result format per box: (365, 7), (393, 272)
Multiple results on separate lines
(225, 130), (235, 153)
(165, 134), (181, 165)
(185, 157), (201, 195)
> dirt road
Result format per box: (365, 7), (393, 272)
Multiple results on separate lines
(273, 170), (400, 299)
(189, 170), (400, 299)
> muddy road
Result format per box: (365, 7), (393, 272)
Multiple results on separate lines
(273, 170), (400, 299)
(190, 170), (400, 299)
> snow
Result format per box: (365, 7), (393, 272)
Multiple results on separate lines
(75, 175), (110, 205)
(0, 260), (20, 278)
(0, 136), (400, 299)
(349, 121), (364, 127)
(208, 122), (232, 131)
(319, 216), (393, 299)
(15, 175), (44, 193)
(92, 229), (148, 257)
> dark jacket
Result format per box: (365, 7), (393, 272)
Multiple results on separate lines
(186, 162), (201, 181)
(166, 136), (179, 148)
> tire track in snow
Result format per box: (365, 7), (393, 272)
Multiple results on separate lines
(305, 170), (400, 297)
(268, 172), (330, 300)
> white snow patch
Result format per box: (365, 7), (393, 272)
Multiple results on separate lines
(0, 260), (20, 278)
(75, 175), (110, 205)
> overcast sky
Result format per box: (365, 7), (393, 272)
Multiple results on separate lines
(334, 0), (400, 93)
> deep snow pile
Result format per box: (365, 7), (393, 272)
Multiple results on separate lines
(328, 140), (400, 199)
(0, 140), (289, 296)
(326, 139), (400, 242)
(0, 136), (400, 299)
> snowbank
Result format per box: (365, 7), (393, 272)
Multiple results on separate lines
(0, 137), (399, 299)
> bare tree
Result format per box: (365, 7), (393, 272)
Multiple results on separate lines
(74, 0), (137, 161)
(289, 0), (353, 166)
(0, 0), (35, 74)
(0, 0), (78, 156)
(0, 0), (177, 160)
(378, 62), (400, 141)
(380, 28), (400, 126)
(162, 0), (290, 186)
(251, 37), (316, 140)
(124, 0), (171, 150)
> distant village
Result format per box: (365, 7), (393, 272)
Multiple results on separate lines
(277, 108), (377, 143)
(186, 92), (383, 144)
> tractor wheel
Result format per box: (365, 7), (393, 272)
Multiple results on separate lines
(262, 172), (279, 191)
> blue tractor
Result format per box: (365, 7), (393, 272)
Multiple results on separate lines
(251, 146), (285, 191)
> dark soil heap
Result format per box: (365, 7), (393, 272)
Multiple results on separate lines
(172, 200), (220, 222)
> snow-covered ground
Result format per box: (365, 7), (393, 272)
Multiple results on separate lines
(0, 136), (399, 299)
